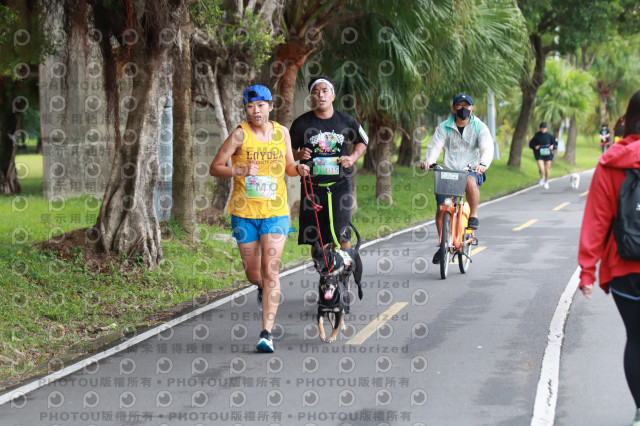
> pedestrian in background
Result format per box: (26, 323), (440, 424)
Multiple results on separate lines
(529, 122), (558, 189)
(600, 122), (612, 152)
(578, 89), (640, 426)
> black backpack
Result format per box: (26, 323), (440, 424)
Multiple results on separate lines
(614, 169), (640, 260)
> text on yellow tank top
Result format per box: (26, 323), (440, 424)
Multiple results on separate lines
(227, 121), (288, 218)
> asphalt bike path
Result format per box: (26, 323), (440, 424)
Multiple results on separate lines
(0, 170), (631, 425)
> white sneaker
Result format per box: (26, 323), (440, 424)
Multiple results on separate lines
(538, 178), (545, 186)
(543, 182), (549, 189)
(256, 330), (274, 353)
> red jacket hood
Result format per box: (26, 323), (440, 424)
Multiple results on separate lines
(599, 134), (640, 169)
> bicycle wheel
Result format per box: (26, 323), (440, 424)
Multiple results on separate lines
(440, 212), (451, 279)
(458, 232), (472, 273)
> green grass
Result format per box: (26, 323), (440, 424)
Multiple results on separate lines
(0, 133), (600, 387)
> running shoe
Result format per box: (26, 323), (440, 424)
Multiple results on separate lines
(543, 182), (549, 190)
(256, 330), (274, 353)
(256, 287), (263, 311)
(538, 177), (545, 186)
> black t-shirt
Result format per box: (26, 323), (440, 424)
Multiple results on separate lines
(290, 109), (368, 184)
(529, 131), (557, 151)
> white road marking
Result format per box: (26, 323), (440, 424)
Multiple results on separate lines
(530, 267), (580, 426)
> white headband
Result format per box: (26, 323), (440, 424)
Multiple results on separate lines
(309, 79), (334, 94)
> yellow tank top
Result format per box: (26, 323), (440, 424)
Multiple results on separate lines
(227, 121), (289, 218)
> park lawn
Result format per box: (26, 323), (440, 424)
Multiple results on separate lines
(0, 134), (600, 388)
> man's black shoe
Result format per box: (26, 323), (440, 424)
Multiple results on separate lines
(432, 250), (440, 264)
(468, 217), (479, 229)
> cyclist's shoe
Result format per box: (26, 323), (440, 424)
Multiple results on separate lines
(467, 217), (479, 229)
(256, 330), (274, 353)
(432, 250), (441, 264)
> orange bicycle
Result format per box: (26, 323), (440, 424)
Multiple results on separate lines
(430, 164), (478, 279)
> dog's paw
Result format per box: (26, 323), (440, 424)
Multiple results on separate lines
(326, 335), (337, 343)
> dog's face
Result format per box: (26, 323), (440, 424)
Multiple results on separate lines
(319, 273), (340, 302)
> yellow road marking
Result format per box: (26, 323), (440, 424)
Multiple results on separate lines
(553, 202), (570, 211)
(471, 246), (487, 255)
(580, 190), (589, 197)
(514, 219), (538, 231)
(452, 246), (487, 263)
(346, 302), (408, 345)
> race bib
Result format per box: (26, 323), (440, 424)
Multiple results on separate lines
(245, 176), (277, 199)
(313, 157), (340, 175)
(539, 147), (551, 156)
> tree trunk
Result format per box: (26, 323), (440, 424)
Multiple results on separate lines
(599, 92), (608, 126)
(211, 66), (248, 211)
(361, 137), (376, 172)
(171, 4), (199, 240)
(374, 126), (394, 203)
(274, 59), (302, 128)
(564, 115), (577, 166)
(396, 126), (422, 167)
(0, 76), (21, 194)
(508, 34), (546, 168)
(273, 39), (314, 127)
(94, 50), (165, 268)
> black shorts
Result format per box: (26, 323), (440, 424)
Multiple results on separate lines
(298, 179), (353, 246)
(534, 153), (553, 161)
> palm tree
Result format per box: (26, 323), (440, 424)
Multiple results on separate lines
(274, 0), (347, 127)
(535, 58), (596, 165)
(327, 0), (527, 202)
(590, 36), (640, 126)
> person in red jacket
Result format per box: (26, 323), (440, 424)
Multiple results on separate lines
(579, 89), (640, 426)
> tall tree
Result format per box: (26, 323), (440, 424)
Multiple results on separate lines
(171, 0), (199, 239)
(273, 0), (346, 127)
(191, 0), (283, 211)
(535, 58), (596, 165)
(327, 0), (526, 202)
(0, 2), (41, 195)
(57, 0), (187, 268)
(508, 0), (632, 168)
(590, 35), (640, 126)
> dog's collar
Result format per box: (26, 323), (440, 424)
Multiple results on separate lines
(320, 265), (344, 276)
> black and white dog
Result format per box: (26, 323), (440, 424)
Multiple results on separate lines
(313, 223), (363, 342)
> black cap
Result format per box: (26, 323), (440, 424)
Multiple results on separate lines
(453, 93), (473, 106)
(539, 122), (548, 128)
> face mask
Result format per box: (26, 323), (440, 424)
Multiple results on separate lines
(456, 108), (471, 120)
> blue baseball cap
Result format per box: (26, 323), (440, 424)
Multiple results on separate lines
(243, 85), (273, 105)
(452, 93), (473, 106)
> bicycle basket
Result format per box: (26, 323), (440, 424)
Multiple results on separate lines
(433, 169), (469, 197)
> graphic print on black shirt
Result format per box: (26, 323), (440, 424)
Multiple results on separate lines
(290, 109), (368, 184)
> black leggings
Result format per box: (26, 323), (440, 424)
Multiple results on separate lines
(612, 291), (640, 408)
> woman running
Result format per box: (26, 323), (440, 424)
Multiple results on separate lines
(210, 85), (309, 353)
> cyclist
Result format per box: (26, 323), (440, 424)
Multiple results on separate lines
(420, 93), (494, 264)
